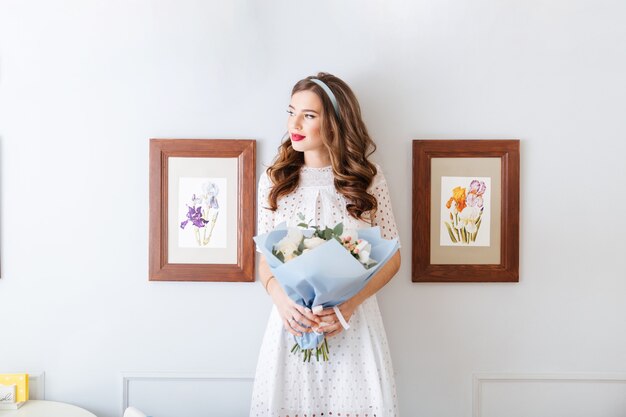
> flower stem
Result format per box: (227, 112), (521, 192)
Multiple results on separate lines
(290, 338), (331, 362)
(194, 227), (201, 246)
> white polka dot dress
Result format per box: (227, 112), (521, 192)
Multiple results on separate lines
(250, 164), (401, 417)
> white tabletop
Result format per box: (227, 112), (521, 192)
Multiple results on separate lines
(0, 400), (96, 417)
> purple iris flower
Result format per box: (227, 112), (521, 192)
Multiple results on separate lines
(469, 180), (487, 195)
(180, 206), (208, 229)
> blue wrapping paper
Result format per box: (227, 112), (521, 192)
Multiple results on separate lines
(254, 223), (399, 349)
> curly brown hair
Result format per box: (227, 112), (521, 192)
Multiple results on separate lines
(266, 72), (379, 222)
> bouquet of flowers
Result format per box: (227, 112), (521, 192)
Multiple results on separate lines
(254, 213), (399, 361)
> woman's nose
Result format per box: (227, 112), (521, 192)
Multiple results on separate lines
(289, 114), (302, 130)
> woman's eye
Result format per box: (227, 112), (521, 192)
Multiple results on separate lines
(286, 109), (294, 116)
(304, 114), (316, 119)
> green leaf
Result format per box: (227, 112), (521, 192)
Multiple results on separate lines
(274, 251), (285, 263)
(324, 228), (332, 240)
(297, 222), (309, 228)
(333, 223), (344, 236)
(297, 212), (305, 220)
(444, 222), (457, 243)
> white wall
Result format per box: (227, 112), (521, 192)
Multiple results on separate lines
(1, 1), (625, 416)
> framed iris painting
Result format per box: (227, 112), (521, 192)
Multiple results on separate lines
(149, 139), (256, 282)
(412, 140), (520, 282)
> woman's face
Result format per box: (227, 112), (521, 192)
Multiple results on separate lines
(287, 90), (326, 155)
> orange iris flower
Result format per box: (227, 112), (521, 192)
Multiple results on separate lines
(446, 186), (467, 212)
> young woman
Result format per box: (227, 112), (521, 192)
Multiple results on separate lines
(251, 72), (401, 417)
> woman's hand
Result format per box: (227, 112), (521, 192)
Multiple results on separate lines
(269, 282), (320, 337)
(314, 301), (357, 338)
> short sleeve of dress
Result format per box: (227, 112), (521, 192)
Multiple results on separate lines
(257, 170), (275, 237)
(369, 165), (402, 247)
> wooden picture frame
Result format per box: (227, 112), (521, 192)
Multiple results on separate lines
(149, 139), (256, 282)
(412, 140), (520, 282)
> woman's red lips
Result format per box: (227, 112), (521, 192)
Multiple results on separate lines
(291, 133), (306, 141)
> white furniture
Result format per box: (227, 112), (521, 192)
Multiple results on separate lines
(25, 374), (45, 400)
(123, 407), (147, 417)
(0, 400), (96, 417)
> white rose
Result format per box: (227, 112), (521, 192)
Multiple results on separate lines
(285, 227), (304, 245)
(275, 240), (298, 259)
(358, 249), (371, 264)
(275, 227), (303, 250)
(353, 239), (372, 265)
(303, 236), (326, 250)
(354, 239), (371, 254)
(283, 251), (297, 262)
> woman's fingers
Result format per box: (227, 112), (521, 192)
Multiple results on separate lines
(324, 322), (343, 338)
(281, 302), (333, 335)
(282, 309), (315, 334)
(319, 314), (336, 324)
(315, 309), (337, 324)
(283, 319), (301, 336)
(288, 316), (311, 333)
(295, 305), (321, 324)
(311, 319), (343, 338)
(291, 310), (316, 328)
(316, 308), (336, 317)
